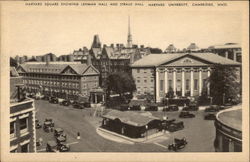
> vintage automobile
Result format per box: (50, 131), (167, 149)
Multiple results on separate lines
(35, 119), (42, 129)
(57, 142), (70, 152)
(56, 135), (67, 143)
(144, 104), (158, 111)
(62, 100), (70, 106)
(45, 118), (55, 127)
(49, 97), (59, 104)
(204, 113), (216, 120)
(54, 128), (67, 139)
(204, 105), (221, 112)
(168, 138), (188, 151)
(118, 104), (129, 111)
(179, 111), (195, 118)
(46, 141), (58, 152)
(166, 120), (184, 132)
(130, 105), (141, 111)
(43, 122), (54, 132)
(182, 103), (199, 111)
(73, 102), (85, 109)
(163, 104), (179, 112)
(83, 102), (91, 108)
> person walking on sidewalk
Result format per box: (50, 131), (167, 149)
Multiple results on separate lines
(77, 132), (81, 140)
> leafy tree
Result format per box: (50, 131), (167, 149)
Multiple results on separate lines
(208, 64), (241, 105)
(105, 72), (136, 99)
(149, 48), (163, 54)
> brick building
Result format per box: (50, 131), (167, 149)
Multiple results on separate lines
(16, 62), (100, 100)
(10, 75), (36, 152)
(131, 53), (241, 102)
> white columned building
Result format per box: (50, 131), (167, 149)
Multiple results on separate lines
(199, 68), (202, 96)
(164, 68), (168, 94)
(190, 68), (194, 96)
(182, 68), (185, 96)
(173, 68), (176, 96)
(156, 68), (160, 102)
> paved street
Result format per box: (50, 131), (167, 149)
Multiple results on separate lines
(35, 100), (215, 152)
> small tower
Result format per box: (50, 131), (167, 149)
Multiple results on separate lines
(127, 16), (133, 48)
(91, 35), (102, 49)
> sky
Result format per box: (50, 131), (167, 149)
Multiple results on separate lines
(2, 3), (242, 57)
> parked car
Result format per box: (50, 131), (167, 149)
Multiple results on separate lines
(179, 111), (195, 118)
(43, 122), (54, 132)
(73, 102), (84, 109)
(45, 118), (54, 127)
(130, 105), (141, 111)
(50, 97), (59, 104)
(168, 138), (188, 151)
(57, 142), (70, 152)
(35, 119), (42, 129)
(119, 104), (129, 111)
(163, 104), (179, 111)
(54, 128), (66, 139)
(61, 100), (70, 106)
(145, 104), (158, 111)
(183, 103), (199, 111)
(205, 105), (220, 112)
(56, 136), (67, 143)
(166, 120), (184, 132)
(83, 102), (91, 108)
(46, 141), (58, 152)
(204, 113), (216, 120)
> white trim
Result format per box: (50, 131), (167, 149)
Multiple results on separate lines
(20, 139), (30, 146)
(10, 145), (18, 151)
(10, 107), (34, 117)
(19, 113), (29, 119)
(10, 99), (34, 107)
(10, 117), (17, 122)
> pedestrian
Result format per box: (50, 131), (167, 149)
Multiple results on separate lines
(77, 132), (81, 140)
(39, 137), (43, 146)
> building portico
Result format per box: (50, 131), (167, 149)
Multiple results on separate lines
(131, 53), (241, 103)
(155, 66), (211, 102)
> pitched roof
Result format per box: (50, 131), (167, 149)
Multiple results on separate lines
(18, 63), (98, 75)
(102, 110), (160, 127)
(90, 48), (102, 59)
(130, 53), (241, 67)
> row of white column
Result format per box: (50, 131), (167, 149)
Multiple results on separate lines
(156, 67), (211, 102)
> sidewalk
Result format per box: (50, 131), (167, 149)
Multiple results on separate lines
(97, 127), (169, 144)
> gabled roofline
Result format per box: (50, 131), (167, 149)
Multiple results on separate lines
(60, 65), (78, 75)
(82, 65), (100, 75)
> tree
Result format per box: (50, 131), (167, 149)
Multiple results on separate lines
(105, 72), (136, 98)
(208, 64), (241, 105)
(149, 48), (162, 54)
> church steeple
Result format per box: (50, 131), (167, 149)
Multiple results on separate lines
(127, 16), (132, 48)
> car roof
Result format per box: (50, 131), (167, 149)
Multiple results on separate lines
(47, 140), (57, 146)
(55, 128), (63, 131)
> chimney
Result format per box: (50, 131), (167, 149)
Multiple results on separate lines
(87, 54), (92, 66)
(140, 45), (144, 48)
(46, 55), (50, 65)
(130, 52), (135, 64)
(16, 84), (25, 102)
